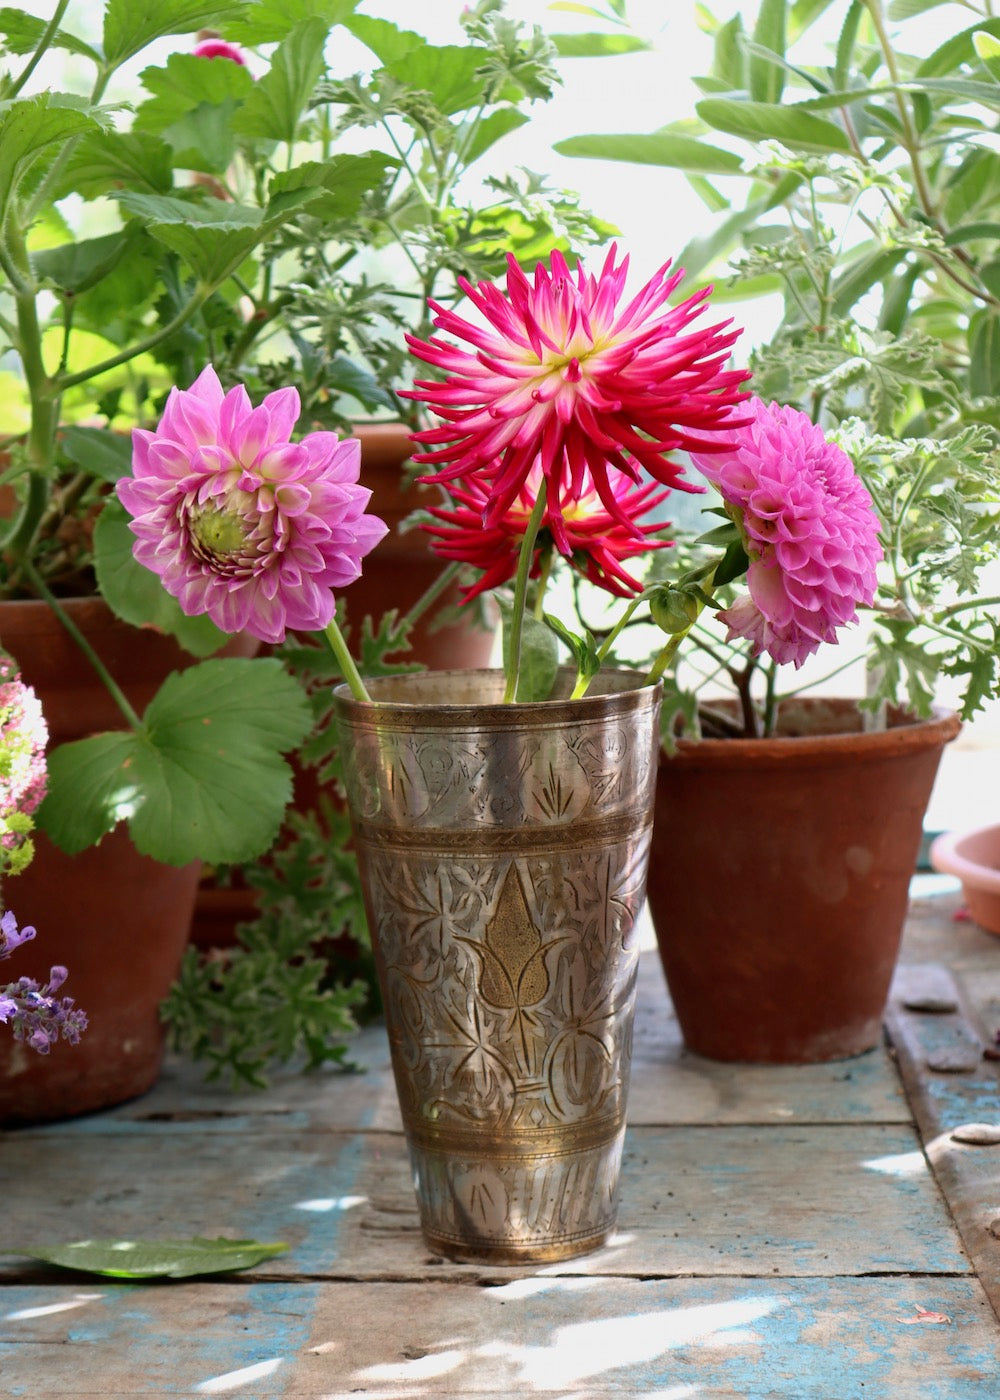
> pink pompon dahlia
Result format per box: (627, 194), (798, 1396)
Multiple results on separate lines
(424, 465), (672, 602)
(689, 398), (883, 668)
(117, 367), (388, 645)
(192, 38), (247, 64)
(403, 246), (749, 537)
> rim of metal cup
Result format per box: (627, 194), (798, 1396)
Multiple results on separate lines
(332, 667), (661, 728)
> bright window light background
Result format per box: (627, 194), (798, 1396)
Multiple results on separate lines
(12, 0), (999, 832)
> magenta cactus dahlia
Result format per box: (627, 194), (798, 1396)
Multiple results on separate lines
(424, 466), (671, 602)
(117, 367), (388, 644)
(690, 398), (883, 668)
(404, 246), (749, 537)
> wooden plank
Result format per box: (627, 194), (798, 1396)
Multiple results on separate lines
(1, 1277), (997, 1397)
(886, 962), (1000, 1325)
(0, 1123), (971, 1283)
(26, 951), (910, 1137)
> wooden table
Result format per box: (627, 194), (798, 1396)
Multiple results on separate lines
(2, 891), (1000, 1397)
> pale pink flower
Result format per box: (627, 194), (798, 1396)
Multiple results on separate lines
(117, 367), (388, 644)
(404, 246), (748, 537)
(424, 464), (671, 601)
(690, 398), (883, 668)
(0, 659), (47, 820)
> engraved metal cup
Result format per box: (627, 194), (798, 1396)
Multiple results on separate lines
(334, 669), (662, 1264)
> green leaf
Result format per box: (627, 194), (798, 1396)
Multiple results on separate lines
(232, 18), (330, 145)
(462, 108), (528, 164)
(114, 191), (314, 287)
(498, 600), (559, 703)
(0, 9), (101, 61)
(137, 51), (256, 130)
(56, 130), (175, 199)
(542, 613), (601, 691)
(968, 309), (1000, 397)
(32, 231), (134, 296)
(918, 16), (1000, 79)
(833, 2), (864, 90)
(554, 129), (744, 174)
(831, 247), (907, 318)
(93, 500), (229, 657)
(550, 32), (651, 57)
(60, 425), (133, 483)
(22, 1238), (288, 1280)
(890, 0), (952, 17)
(0, 97), (97, 225)
(381, 44), (488, 117)
(267, 152), (396, 222)
(102, 0), (250, 68)
(344, 14), (423, 67)
(696, 97), (851, 153)
(41, 658), (313, 866)
(749, 0), (787, 103)
(711, 14), (746, 91)
(224, 0), (357, 45)
(973, 30), (1000, 83)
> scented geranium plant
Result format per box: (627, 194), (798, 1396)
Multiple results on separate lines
(0, 0), (620, 868)
(557, 0), (1000, 735)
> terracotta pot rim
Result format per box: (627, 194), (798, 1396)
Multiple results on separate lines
(930, 823), (1000, 894)
(666, 699), (960, 769)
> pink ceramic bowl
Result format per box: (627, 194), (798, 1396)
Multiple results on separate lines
(929, 823), (1000, 935)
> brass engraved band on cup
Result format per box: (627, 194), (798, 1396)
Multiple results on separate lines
(403, 1112), (625, 1161)
(352, 812), (653, 854)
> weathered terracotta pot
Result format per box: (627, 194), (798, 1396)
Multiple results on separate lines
(646, 699), (961, 1064)
(0, 596), (254, 1123)
(340, 422), (496, 671)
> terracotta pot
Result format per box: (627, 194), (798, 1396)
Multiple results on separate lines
(646, 699), (961, 1064)
(0, 596), (255, 1123)
(340, 422), (496, 671)
(930, 823), (1000, 935)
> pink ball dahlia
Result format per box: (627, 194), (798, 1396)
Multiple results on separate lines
(404, 246), (748, 538)
(192, 38), (247, 64)
(424, 465), (672, 602)
(689, 398), (883, 668)
(117, 367), (388, 644)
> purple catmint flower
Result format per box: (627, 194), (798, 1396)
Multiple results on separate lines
(0, 913), (86, 1053)
(117, 366), (388, 644)
(0, 907), (36, 958)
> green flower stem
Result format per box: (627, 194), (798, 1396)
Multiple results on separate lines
(8, 0), (71, 97)
(503, 481), (548, 704)
(56, 288), (208, 392)
(321, 615), (371, 703)
(400, 558), (462, 632)
(596, 596), (643, 662)
(936, 594), (1000, 620)
(22, 560), (143, 731)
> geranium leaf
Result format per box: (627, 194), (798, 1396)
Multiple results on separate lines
(92, 500), (229, 656)
(231, 18), (330, 144)
(33, 233), (135, 297)
(102, 0), (250, 68)
(22, 1237), (288, 1279)
(0, 8), (101, 62)
(60, 425), (133, 482)
(550, 33), (650, 57)
(40, 659), (312, 866)
(224, 0), (358, 46)
(0, 98), (98, 224)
